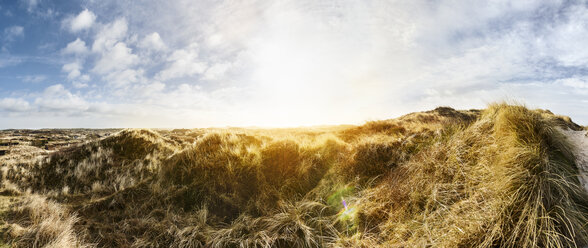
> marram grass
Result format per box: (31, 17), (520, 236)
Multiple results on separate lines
(0, 104), (587, 247)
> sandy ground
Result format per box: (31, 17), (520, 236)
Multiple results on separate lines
(562, 129), (588, 193)
(557, 129), (588, 248)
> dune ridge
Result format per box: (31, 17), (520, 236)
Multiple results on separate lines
(1, 103), (587, 247)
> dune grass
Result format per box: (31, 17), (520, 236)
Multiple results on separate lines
(0, 103), (586, 247)
(346, 104), (588, 247)
(3, 195), (92, 248)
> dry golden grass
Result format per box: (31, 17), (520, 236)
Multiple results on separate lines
(0, 103), (586, 247)
(348, 104), (588, 247)
(4, 195), (92, 247)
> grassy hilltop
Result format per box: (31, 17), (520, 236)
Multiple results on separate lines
(1, 103), (587, 247)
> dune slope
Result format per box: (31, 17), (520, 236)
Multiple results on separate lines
(1, 104), (587, 247)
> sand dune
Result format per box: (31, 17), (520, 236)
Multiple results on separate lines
(1, 104), (587, 247)
(563, 129), (588, 193)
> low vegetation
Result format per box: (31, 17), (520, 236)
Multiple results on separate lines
(1, 103), (587, 247)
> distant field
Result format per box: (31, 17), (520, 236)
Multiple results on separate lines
(0, 104), (587, 247)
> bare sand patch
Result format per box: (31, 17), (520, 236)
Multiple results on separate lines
(562, 129), (588, 193)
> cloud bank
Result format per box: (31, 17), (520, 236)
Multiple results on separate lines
(1, 0), (588, 128)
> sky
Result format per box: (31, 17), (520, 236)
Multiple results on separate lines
(0, 0), (588, 128)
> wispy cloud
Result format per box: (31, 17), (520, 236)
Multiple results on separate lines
(2, 25), (25, 50)
(20, 75), (47, 83)
(2, 0), (588, 127)
(0, 55), (23, 68)
(19, 0), (38, 13)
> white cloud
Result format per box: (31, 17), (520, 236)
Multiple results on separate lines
(35, 84), (89, 111)
(73, 81), (89, 88)
(62, 62), (83, 80)
(135, 82), (165, 98)
(62, 38), (88, 54)
(79, 74), (90, 82)
(104, 68), (144, 88)
(62, 61), (91, 89)
(5, 0), (588, 128)
(138, 32), (167, 52)
(555, 78), (588, 90)
(156, 43), (207, 81)
(71, 74), (91, 89)
(92, 41), (139, 74)
(65, 0), (562, 126)
(92, 18), (128, 52)
(66, 9), (96, 32)
(0, 98), (30, 112)
(540, 4), (588, 67)
(203, 62), (231, 81)
(86, 18), (143, 88)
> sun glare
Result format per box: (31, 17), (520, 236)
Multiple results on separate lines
(251, 34), (333, 127)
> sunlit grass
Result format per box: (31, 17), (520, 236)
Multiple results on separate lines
(0, 103), (586, 247)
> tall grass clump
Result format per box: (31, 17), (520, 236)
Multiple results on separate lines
(348, 104), (588, 247)
(208, 200), (338, 248)
(159, 132), (263, 218)
(19, 129), (175, 195)
(159, 132), (348, 219)
(478, 104), (588, 247)
(4, 195), (92, 248)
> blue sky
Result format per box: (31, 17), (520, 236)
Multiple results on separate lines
(1, 0), (588, 128)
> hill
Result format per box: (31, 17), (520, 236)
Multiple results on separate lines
(1, 103), (587, 247)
